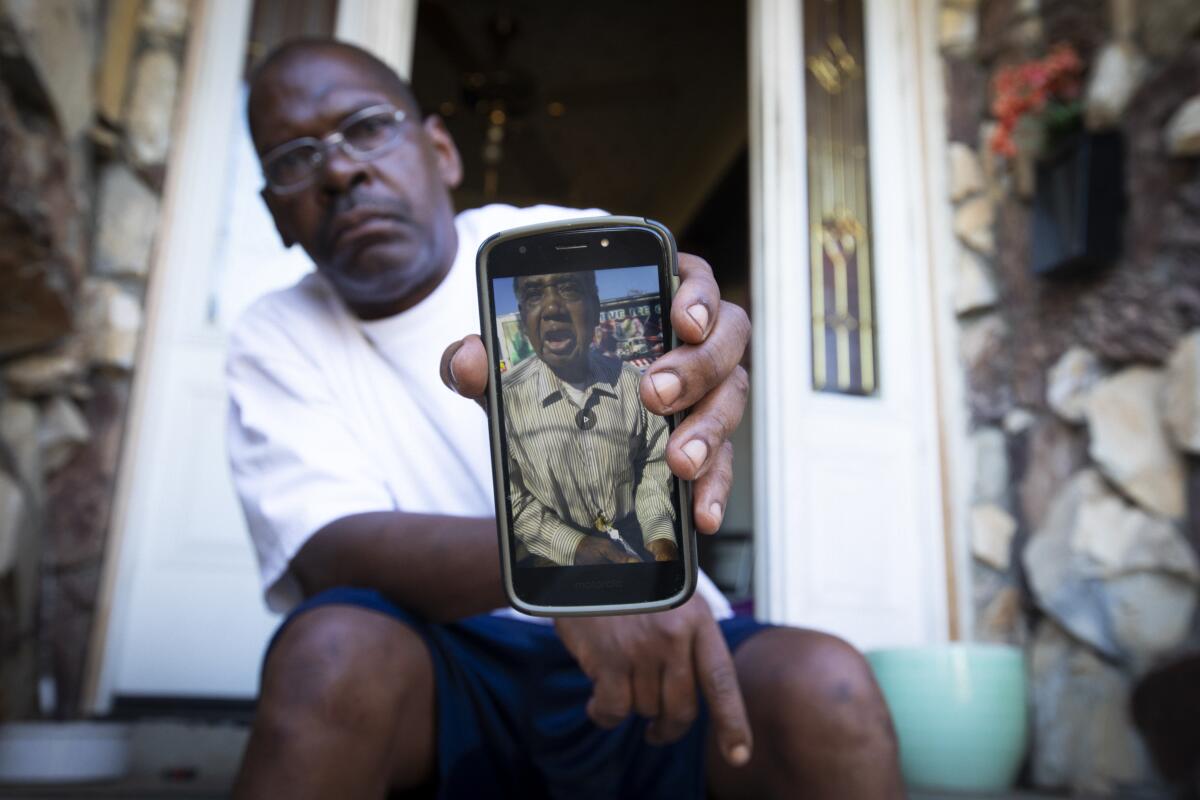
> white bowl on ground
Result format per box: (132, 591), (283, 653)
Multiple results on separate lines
(0, 722), (131, 784)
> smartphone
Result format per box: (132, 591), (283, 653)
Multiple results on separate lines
(477, 216), (697, 616)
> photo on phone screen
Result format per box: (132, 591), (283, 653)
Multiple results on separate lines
(490, 265), (680, 570)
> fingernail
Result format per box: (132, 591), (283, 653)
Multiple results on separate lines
(729, 744), (751, 766)
(687, 303), (710, 335)
(681, 439), (708, 470)
(447, 352), (461, 390)
(709, 502), (724, 525)
(649, 371), (682, 406)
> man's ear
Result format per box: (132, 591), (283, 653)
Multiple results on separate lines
(261, 188), (296, 248)
(423, 115), (463, 189)
(588, 295), (602, 328)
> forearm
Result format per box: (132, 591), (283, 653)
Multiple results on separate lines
(634, 418), (675, 545)
(290, 511), (506, 622)
(513, 501), (587, 565)
(634, 472), (675, 545)
(510, 458), (586, 565)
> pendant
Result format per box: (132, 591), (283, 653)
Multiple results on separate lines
(575, 408), (596, 430)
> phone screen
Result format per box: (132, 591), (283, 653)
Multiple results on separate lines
(481, 223), (690, 612)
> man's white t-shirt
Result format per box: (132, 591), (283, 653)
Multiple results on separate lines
(226, 203), (732, 621)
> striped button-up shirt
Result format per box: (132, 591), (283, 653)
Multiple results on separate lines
(501, 350), (676, 565)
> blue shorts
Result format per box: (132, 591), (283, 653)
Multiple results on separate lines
(267, 587), (771, 800)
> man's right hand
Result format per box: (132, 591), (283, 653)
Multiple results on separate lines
(574, 536), (642, 565)
(442, 254), (751, 538)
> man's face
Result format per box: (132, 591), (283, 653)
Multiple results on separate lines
(249, 50), (462, 318)
(516, 272), (599, 377)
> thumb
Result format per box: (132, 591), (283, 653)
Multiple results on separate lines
(440, 334), (489, 407)
(694, 618), (752, 767)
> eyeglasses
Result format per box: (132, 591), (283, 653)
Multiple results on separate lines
(519, 279), (588, 308)
(260, 104), (409, 195)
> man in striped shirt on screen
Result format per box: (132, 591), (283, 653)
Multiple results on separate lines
(502, 270), (680, 567)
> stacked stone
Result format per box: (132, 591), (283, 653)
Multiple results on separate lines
(940, 0), (1200, 795)
(0, 0), (191, 719)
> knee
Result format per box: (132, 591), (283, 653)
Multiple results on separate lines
(737, 628), (896, 753)
(257, 605), (432, 737)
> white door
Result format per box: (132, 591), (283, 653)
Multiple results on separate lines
(750, 0), (951, 648)
(85, 0), (417, 711)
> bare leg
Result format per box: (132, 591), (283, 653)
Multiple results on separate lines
(233, 605), (436, 799)
(707, 627), (904, 800)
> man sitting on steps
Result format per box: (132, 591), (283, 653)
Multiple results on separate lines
(226, 38), (904, 799)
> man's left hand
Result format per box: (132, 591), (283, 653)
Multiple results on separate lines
(645, 539), (678, 562)
(441, 253), (750, 535)
(554, 593), (752, 766)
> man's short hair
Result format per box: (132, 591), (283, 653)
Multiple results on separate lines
(246, 38), (421, 140)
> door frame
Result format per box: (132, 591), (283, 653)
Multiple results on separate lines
(748, 0), (964, 641)
(82, 0), (418, 714)
(909, 0), (973, 638)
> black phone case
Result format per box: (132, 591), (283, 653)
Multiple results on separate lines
(476, 215), (697, 616)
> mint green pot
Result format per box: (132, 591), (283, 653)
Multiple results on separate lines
(866, 644), (1029, 793)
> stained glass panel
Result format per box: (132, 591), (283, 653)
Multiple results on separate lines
(804, 0), (878, 396)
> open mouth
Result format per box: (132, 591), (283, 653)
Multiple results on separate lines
(541, 327), (576, 356)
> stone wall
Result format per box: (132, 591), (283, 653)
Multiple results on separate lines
(940, 0), (1200, 794)
(0, 0), (191, 719)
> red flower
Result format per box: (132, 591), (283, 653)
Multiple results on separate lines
(991, 127), (1017, 158)
(988, 43), (1084, 156)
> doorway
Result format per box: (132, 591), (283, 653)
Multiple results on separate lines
(410, 0), (755, 602)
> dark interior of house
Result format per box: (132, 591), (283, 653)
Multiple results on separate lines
(410, 0), (750, 305)
(410, 0), (754, 601)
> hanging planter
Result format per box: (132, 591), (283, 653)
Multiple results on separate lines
(988, 44), (1124, 276)
(1030, 129), (1125, 277)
